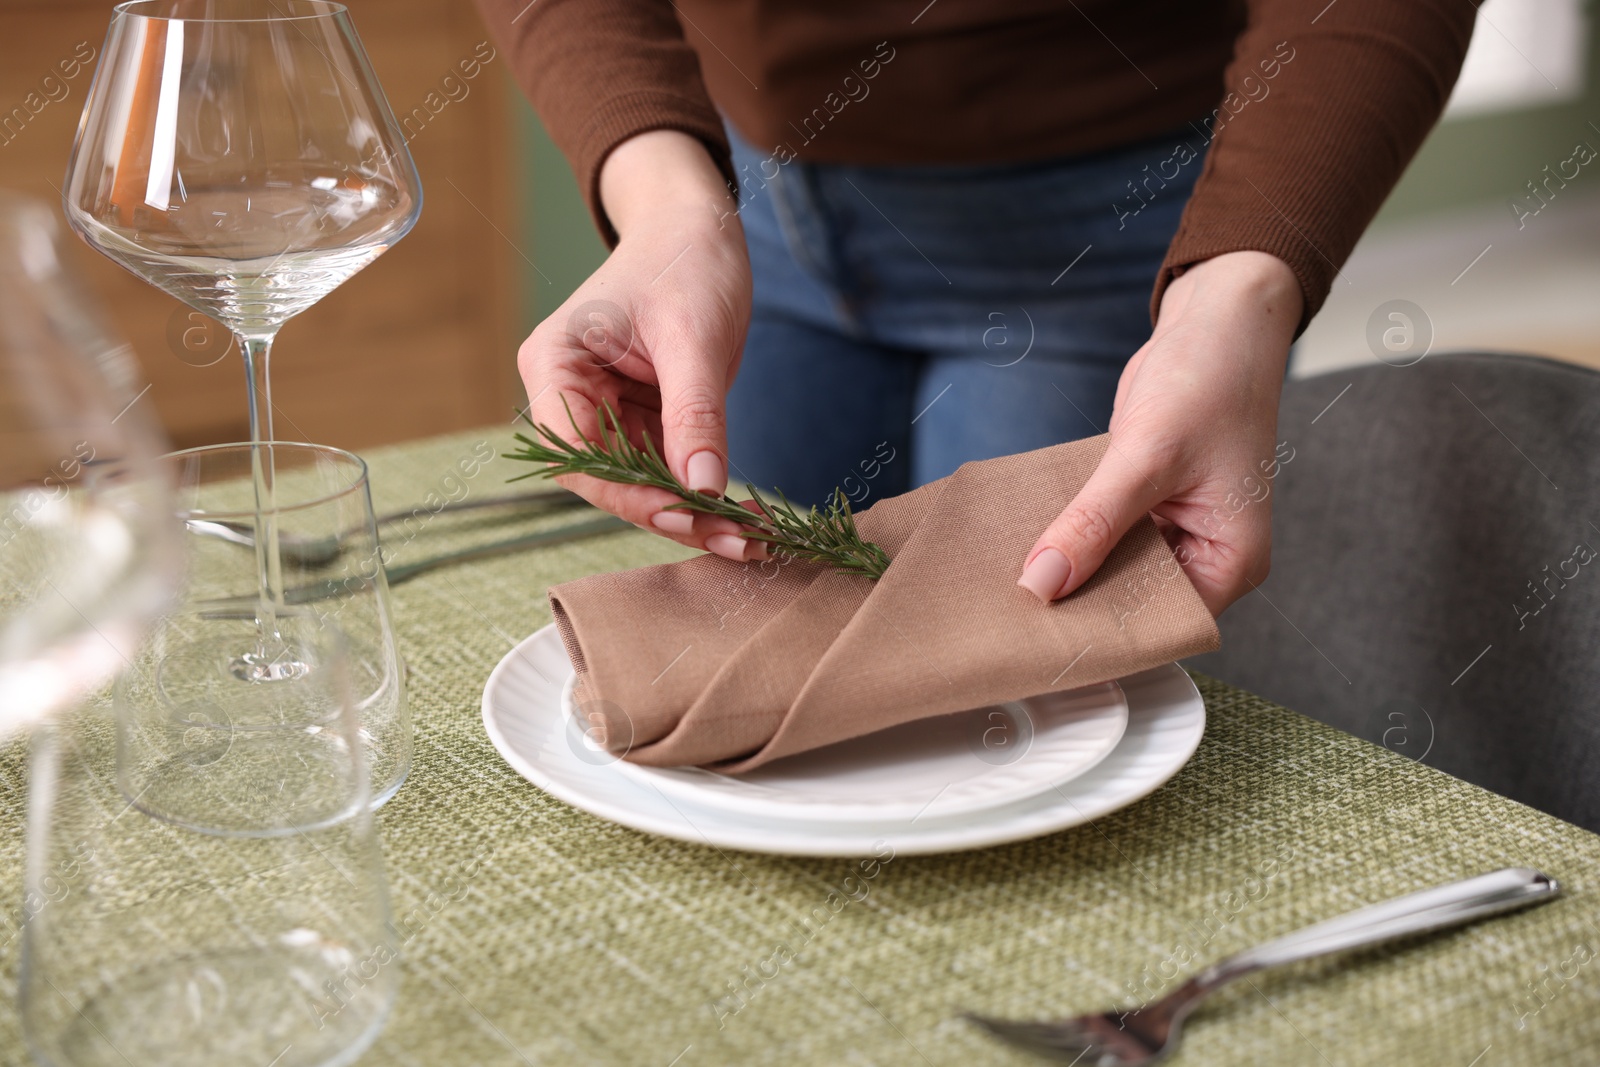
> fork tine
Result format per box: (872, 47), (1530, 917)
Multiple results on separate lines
(962, 1012), (1098, 1057)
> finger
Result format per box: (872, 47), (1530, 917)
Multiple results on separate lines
(702, 499), (769, 562)
(1158, 509), (1271, 617)
(731, 500), (770, 559)
(557, 452), (764, 552)
(706, 533), (770, 562)
(525, 376), (655, 439)
(567, 471), (751, 560)
(1019, 451), (1167, 603)
(524, 380), (752, 555)
(522, 386), (685, 531)
(1110, 348), (1146, 431)
(554, 471), (745, 547)
(653, 347), (732, 497)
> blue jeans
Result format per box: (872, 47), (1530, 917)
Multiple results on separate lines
(724, 124), (1206, 507)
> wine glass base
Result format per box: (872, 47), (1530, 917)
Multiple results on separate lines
(228, 649), (314, 684)
(122, 626), (366, 836)
(26, 943), (395, 1067)
(154, 620), (333, 731)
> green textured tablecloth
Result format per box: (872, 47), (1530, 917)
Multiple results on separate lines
(3, 427), (1599, 1066)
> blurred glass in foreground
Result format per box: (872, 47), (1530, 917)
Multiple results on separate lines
(0, 191), (179, 737)
(21, 618), (397, 1067)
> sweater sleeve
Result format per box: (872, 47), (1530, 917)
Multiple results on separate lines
(1152, 0), (1477, 331)
(473, 0), (735, 246)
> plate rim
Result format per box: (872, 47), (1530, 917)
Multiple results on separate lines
(481, 624), (1206, 857)
(595, 676), (1129, 823)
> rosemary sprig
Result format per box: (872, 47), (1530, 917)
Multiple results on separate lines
(504, 398), (890, 579)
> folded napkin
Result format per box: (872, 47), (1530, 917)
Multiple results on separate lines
(549, 435), (1219, 772)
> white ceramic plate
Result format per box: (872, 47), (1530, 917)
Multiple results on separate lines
(482, 625), (1206, 857)
(593, 675), (1127, 822)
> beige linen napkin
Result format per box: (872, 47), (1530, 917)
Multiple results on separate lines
(549, 435), (1219, 772)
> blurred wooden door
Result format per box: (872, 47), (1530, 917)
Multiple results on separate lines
(0, 0), (520, 451)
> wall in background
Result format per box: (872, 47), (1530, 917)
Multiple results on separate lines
(1293, 2), (1600, 374)
(1375, 1), (1598, 228)
(515, 101), (607, 332)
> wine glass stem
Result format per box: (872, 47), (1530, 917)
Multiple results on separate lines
(240, 333), (276, 446)
(239, 333), (286, 659)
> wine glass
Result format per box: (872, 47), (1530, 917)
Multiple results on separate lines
(61, 0), (422, 682)
(0, 191), (179, 737)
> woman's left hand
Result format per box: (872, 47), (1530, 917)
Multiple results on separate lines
(1016, 250), (1302, 617)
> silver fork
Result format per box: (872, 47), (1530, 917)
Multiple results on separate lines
(965, 867), (1558, 1064)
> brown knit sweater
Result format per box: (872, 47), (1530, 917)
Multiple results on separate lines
(474, 0), (1476, 326)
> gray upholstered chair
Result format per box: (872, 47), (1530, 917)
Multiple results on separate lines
(1188, 352), (1600, 832)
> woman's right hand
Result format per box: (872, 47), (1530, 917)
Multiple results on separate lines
(517, 130), (758, 561)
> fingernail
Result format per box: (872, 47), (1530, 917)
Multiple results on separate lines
(650, 510), (695, 535)
(706, 533), (748, 561)
(1018, 548), (1071, 602)
(686, 450), (726, 496)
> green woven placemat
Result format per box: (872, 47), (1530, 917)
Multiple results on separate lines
(1, 427), (1598, 1066)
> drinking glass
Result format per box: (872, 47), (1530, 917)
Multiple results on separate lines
(117, 442), (410, 822)
(0, 191), (179, 738)
(21, 623), (398, 1067)
(62, 0), (422, 680)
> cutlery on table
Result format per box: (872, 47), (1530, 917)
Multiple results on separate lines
(380, 515), (631, 584)
(187, 488), (584, 568)
(966, 867), (1558, 1064)
(197, 514), (632, 619)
